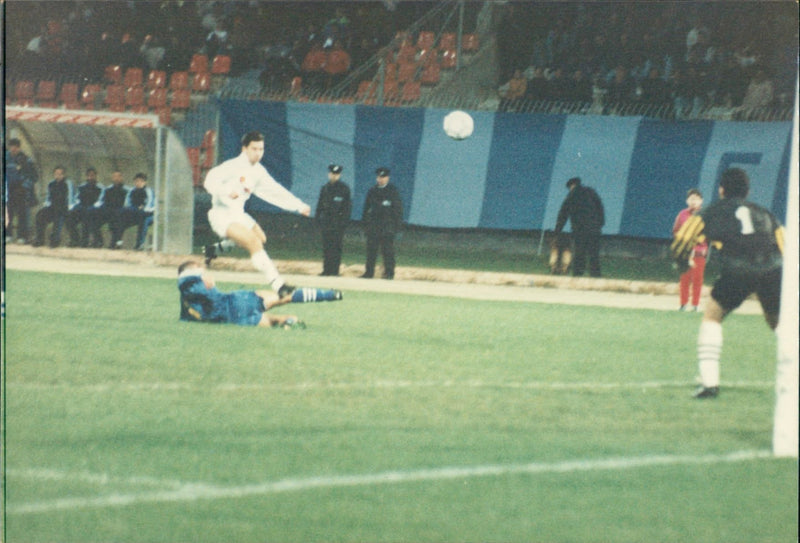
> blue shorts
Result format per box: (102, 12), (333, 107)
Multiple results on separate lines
(226, 291), (266, 326)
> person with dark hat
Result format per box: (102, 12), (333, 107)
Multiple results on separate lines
(361, 167), (403, 279)
(315, 164), (352, 276)
(554, 176), (605, 277)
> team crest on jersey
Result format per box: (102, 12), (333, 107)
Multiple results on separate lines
(239, 176), (251, 193)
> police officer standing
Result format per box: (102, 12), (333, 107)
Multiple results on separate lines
(315, 164), (352, 276)
(361, 167), (403, 279)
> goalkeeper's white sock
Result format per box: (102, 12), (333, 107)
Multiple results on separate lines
(697, 320), (722, 388)
(251, 250), (284, 291)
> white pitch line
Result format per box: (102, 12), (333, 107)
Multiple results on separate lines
(6, 379), (773, 393)
(6, 449), (774, 515)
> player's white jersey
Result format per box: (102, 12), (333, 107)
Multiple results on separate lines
(203, 152), (306, 214)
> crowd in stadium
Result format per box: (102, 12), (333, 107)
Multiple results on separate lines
(5, 1), (796, 117)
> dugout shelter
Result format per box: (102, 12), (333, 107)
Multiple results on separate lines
(5, 106), (193, 254)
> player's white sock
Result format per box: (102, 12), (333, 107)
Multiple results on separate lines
(251, 250), (283, 290)
(697, 320), (722, 387)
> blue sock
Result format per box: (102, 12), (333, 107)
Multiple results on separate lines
(291, 287), (342, 303)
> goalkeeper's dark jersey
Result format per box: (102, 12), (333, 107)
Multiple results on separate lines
(672, 197), (783, 274)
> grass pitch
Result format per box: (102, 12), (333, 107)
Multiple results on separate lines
(3, 270), (797, 542)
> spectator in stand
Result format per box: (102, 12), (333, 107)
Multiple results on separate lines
(88, 169), (128, 249)
(499, 69), (527, 111)
(739, 67), (774, 111)
(602, 65), (637, 111)
(5, 138), (39, 244)
(33, 166), (76, 248)
(204, 20), (231, 59)
(323, 7), (351, 49)
(565, 68), (593, 104)
(546, 66), (571, 103)
(301, 41), (328, 90)
(140, 34), (166, 70)
(66, 167), (105, 247)
(118, 32), (144, 70)
(524, 66), (549, 102)
(639, 67), (671, 106)
(112, 173), (154, 250)
(671, 65), (710, 119)
(323, 39), (351, 89)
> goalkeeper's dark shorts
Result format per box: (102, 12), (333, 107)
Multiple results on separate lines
(711, 268), (782, 315)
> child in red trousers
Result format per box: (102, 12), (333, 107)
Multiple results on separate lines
(672, 189), (708, 311)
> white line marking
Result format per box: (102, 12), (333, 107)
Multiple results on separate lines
(7, 450), (774, 514)
(6, 379), (773, 393)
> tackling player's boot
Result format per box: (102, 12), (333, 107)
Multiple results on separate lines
(277, 284), (297, 298)
(693, 386), (719, 399)
(290, 287), (342, 303)
(203, 243), (218, 266)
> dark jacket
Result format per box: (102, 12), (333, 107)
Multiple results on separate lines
(362, 183), (403, 235)
(555, 185), (604, 234)
(316, 181), (352, 231)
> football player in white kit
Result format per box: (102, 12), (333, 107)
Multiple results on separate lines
(203, 131), (311, 297)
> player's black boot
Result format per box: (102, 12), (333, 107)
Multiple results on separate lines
(203, 244), (218, 266)
(693, 386), (719, 399)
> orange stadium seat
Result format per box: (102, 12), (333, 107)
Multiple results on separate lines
(147, 87), (168, 109)
(189, 54), (209, 74)
(439, 33), (456, 51)
(420, 62), (440, 85)
(104, 84), (126, 111)
(58, 82), (80, 109)
(80, 84), (102, 109)
(169, 71), (189, 91)
(104, 64), (123, 84)
(192, 72), (211, 93)
(13, 80), (35, 106)
(125, 85), (146, 110)
(35, 80), (58, 107)
(416, 31), (435, 50)
(147, 70), (167, 90)
(397, 61), (417, 83)
(170, 89), (191, 110)
(400, 81), (421, 103)
(462, 33), (479, 52)
(123, 67), (143, 88)
(211, 55), (231, 75)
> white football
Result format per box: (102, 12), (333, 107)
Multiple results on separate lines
(443, 110), (474, 140)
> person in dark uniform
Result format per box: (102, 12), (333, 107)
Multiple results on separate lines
(361, 167), (403, 279)
(113, 172), (155, 250)
(66, 167), (105, 247)
(6, 138), (39, 243)
(671, 167), (784, 399)
(88, 170), (129, 248)
(33, 166), (76, 247)
(554, 177), (605, 277)
(315, 164), (352, 276)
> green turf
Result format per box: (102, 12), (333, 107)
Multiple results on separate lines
(3, 270), (797, 542)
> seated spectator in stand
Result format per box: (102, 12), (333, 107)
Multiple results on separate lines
(324, 39), (351, 89)
(524, 66), (549, 102)
(204, 20), (232, 59)
(603, 65), (637, 110)
(672, 64), (710, 119)
(33, 166), (76, 248)
(564, 68), (593, 103)
(89, 170), (128, 248)
(499, 68), (527, 111)
(639, 67), (671, 106)
(140, 34), (166, 70)
(112, 172), (154, 250)
(739, 67), (774, 111)
(66, 167), (105, 247)
(301, 41), (328, 90)
(323, 7), (351, 49)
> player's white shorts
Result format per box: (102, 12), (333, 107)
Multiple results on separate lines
(208, 208), (257, 238)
